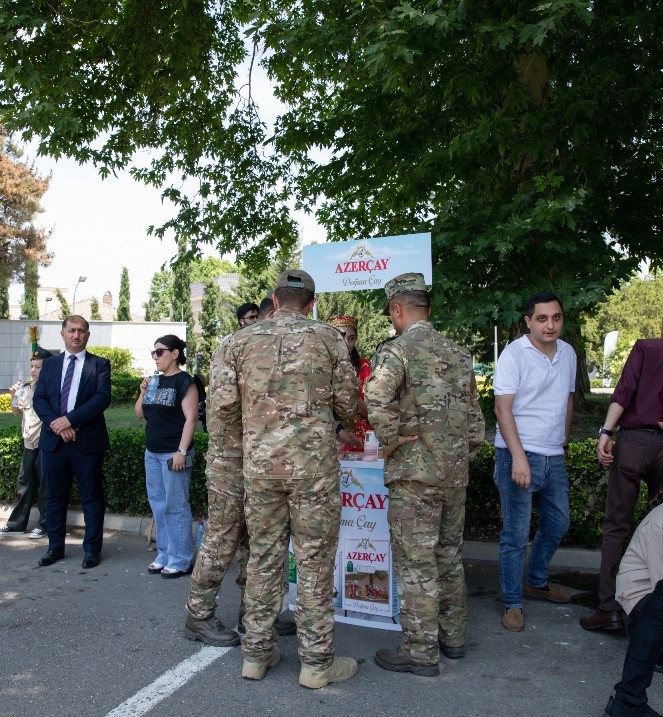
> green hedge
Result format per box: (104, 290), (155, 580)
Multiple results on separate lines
(0, 429), (648, 547)
(111, 371), (143, 405)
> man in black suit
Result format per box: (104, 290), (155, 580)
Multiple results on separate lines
(33, 315), (111, 569)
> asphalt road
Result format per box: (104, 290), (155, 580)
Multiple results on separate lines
(1, 529), (660, 717)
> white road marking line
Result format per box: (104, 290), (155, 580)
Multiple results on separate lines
(105, 646), (232, 717)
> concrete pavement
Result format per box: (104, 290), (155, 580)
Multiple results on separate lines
(2, 509), (660, 717)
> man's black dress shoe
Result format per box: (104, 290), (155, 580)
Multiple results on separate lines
(579, 609), (624, 631)
(38, 550), (64, 567)
(82, 553), (101, 569)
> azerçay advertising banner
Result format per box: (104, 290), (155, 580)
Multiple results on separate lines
(302, 233), (432, 293)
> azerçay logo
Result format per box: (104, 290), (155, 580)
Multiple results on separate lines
(335, 245), (391, 288)
(346, 537), (387, 563)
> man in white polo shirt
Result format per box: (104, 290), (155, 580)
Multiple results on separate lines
(493, 292), (577, 632)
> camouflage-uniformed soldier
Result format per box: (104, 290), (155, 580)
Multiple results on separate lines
(365, 272), (485, 677)
(182, 334), (245, 646)
(184, 302), (295, 645)
(216, 269), (361, 689)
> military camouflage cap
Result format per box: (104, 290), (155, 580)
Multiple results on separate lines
(275, 269), (315, 293)
(382, 272), (428, 314)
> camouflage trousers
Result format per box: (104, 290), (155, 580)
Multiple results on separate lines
(186, 457), (249, 621)
(388, 480), (467, 664)
(242, 473), (340, 667)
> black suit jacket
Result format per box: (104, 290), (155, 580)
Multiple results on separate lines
(33, 351), (111, 453)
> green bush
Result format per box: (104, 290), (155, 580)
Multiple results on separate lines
(476, 374), (494, 416)
(111, 371), (143, 405)
(0, 427), (209, 517)
(0, 429), (649, 547)
(88, 346), (137, 373)
(0, 394), (11, 413)
(465, 439), (648, 548)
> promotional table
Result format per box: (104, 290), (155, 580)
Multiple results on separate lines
(289, 459), (402, 631)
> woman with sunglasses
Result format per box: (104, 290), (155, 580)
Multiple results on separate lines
(328, 315), (372, 453)
(135, 335), (198, 578)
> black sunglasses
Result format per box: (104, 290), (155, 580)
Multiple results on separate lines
(150, 348), (172, 358)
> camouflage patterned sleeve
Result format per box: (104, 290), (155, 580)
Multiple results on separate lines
(212, 337), (242, 430)
(364, 340), (406, 455)
(467, 372), (486, 460)
(331, 332), (360, 427)
(206, 337), (243, 457)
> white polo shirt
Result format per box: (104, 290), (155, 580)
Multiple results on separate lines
(493, 335), (576, 456)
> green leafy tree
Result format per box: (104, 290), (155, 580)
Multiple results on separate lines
(171, 236), (195, 351)
(144, 270), (173, 321)
(90, 296), (101, 320)
(3, 2), (662, 369)
(197, 278), (223, 376)
(0, 3), (297, 268)
(116, 266), (131, 321)
(0, 128), (52, 289)
(190, 256), (237, 283)
(54, 288), (70, 320)
(20, 259), (39, 318)
(0, 281), (8, 318)
(583, 272), (663, 371)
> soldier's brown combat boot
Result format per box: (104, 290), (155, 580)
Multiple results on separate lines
(184, 614), (241, 647)
(299, 656), (359, 689)
(374, 648), (439, 677)
(241, 647), (280, 680)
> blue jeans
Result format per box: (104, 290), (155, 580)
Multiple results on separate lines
(145, 449), (194, 572)
(493, 448), (570, 608)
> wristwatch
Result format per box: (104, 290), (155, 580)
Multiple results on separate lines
(177, 449), (187, 456)
(598, 427), (614, 437)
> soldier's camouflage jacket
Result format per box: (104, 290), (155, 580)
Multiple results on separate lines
(215, 307), (359, 480)
(365, 320), (485, 488)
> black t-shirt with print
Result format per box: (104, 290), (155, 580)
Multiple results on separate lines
(143, 371), (194, 453)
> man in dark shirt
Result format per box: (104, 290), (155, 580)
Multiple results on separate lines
(580, 335), (663, 631)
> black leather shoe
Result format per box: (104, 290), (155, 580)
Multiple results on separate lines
(579, 609), (624, 631)
(82, 552), (101, 569)
(374, 648), (439, 677)
(439, 640), (465, 659)
(38, 550), (64, 567)
(275, 612), (297, 636)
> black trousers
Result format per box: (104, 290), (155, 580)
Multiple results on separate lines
(614, 580), (663, 711)
(6, 447), (47, 532)
(42, 442), (105, 554)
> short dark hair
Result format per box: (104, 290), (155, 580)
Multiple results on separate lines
(392, 290), (431, 312)
(258, 296), (274, 320)
(155, 334), (187, 365)
(62, 315), (89, 331)
(273, 287), (315, 311)
(236, 302), (259, 322)
(525, 292), (563, 318)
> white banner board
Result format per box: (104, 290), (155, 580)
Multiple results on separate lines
(302, 233), (432, 294)
(289, 460), (401, 631)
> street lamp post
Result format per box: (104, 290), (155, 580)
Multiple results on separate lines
(41, 296), (53, 319)
(72, 276), (87, 314)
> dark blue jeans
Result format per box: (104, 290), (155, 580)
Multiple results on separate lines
(614, 580), (663, 713)
(494, 448), (570, 608)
